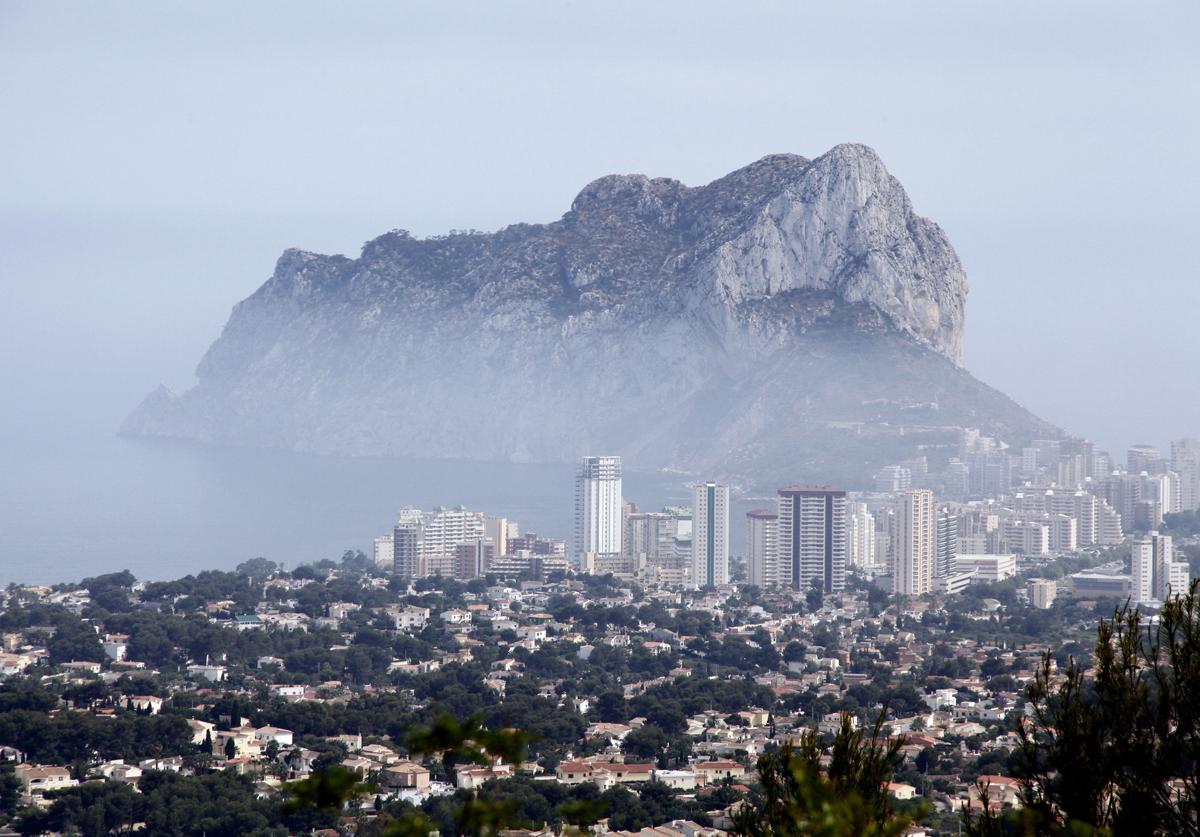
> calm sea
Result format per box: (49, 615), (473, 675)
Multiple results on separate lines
(0, 424), (692, 587)
(0, 210), (747, 587)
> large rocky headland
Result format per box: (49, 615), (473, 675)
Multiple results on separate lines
(123, 144), (1059, 487)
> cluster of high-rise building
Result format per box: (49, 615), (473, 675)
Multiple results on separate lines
(929, 434), (1200, 528)
(1130, 531), (1190, 605)
(857, 434), (1200, 603)
(621, 504), (693, 586)
(371, 437), (1198, 605)
(745, 486), (848, 594)
(573, 456), (732, 589)
(850, 489), (964, 596)
(377, 506), (568, 583)
(374, 456), (735, 591)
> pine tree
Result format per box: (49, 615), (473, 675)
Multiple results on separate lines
(732, 710), (908, 837)
(966, 579), (1200, 835)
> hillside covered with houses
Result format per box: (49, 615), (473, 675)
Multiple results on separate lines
(0, 552), (1116, 836)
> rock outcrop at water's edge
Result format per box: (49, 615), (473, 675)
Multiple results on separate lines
(123, 144), (1059, 487)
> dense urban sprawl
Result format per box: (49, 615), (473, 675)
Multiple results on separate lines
(2, 435), (1199, 836)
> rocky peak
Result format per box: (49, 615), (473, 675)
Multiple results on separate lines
(121, 144), (1027, 482)
(568, 173), (688, 233)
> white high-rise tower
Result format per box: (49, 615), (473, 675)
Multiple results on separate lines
(392, 507), (426, 581)
(1171, 439), (1200, 511)
(574, 455), (623, 572)
(776, 486), (847, 593)
(1132, 531), (1188, 604)
(691, 482), (730, 588)
(846, 501), (876, 570)
(746, 510), (780, 587)
(935, 506), (958, 579)
(894, 490), (935, 596)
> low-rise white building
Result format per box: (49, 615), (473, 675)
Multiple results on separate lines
(15, 764), (76, 800)
(955, 554), (1017, 583)
(102, 635), (128, 662)
(187, 663), (227, 682)
(254, 726), (294, 747)
(1027, 578), (1057, 609)
(653, 769), (697, 790)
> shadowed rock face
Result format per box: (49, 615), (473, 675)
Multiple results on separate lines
(123, 144), (1055, 486)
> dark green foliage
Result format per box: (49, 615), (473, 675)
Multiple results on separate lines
(142, 771), (287, 836)
(602, 781), (711, 831)
(81, 570), (137, 591)
(234, 557), (280, 581)
(629, 675), (775, 719)
(338, 549), (375, 576)
(140, 570), (258, 614)
(62, 678), (111, 707)
(594, 690), (627, 722)
(16, 771), (286, 837)
(622, 724), (668, 759)
(880, 682), (927, 716)
(0, 605), (107, 664)
(282, 765), (374, 815)
(16, 779), (141, 836)
(99, 605), (384, 682)
(0, 679), (57, 714)
(406, 712), (538, 781)
(0, 687), (191, 764)
(81, 570), (137, 614)
(1162, 510), (1200, 539)
(481, 681), (585, 764)
(732, 711), (907, 836)
(403, 775), (709, 835)
(966, 581), (1200, 835)
(807, 578), (825, 612)
(867, 585), (890, 615)
(0, 770), (22, 821)
(698, 635), (780, 671)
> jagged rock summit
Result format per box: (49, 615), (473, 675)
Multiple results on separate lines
(123, 144), (1056, 486)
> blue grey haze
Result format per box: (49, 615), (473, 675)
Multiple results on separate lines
(0, 2), (1196, 583)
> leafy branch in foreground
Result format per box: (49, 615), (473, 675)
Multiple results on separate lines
(732, 709), (908, 837)
(966, 579), (1200, 836)
(405, 711), (539, 780)
(390, 712), (540, 837)
(282, 765), (376, 816)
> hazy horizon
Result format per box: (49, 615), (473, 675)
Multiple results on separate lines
(3, 1), (1199, 459)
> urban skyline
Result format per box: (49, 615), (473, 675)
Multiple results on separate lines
(359, 438), (1198, 610)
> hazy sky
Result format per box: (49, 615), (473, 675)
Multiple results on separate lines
(1, 1), (1198, 456)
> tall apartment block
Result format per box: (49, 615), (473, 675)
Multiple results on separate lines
(574, 455), (623, 572)
(935, 505), (958, 579)
(392, 506), (426, 582)
(746, 509), (780, 587)
(1132, 531), (1190, 604)
(846, 501), (876, 570)
(777, 486), (847, 593)
(894, 489), (935, 595)
(1171, 438), (1200, 511)
(691, 482), (729, 588)
(391, 505), (485, 580)
(484, 516), (511, 564)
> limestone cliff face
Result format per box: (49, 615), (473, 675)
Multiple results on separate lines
(123, 144), (1051, 484)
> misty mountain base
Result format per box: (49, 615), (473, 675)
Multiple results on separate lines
(123, 144), (1056, 486)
